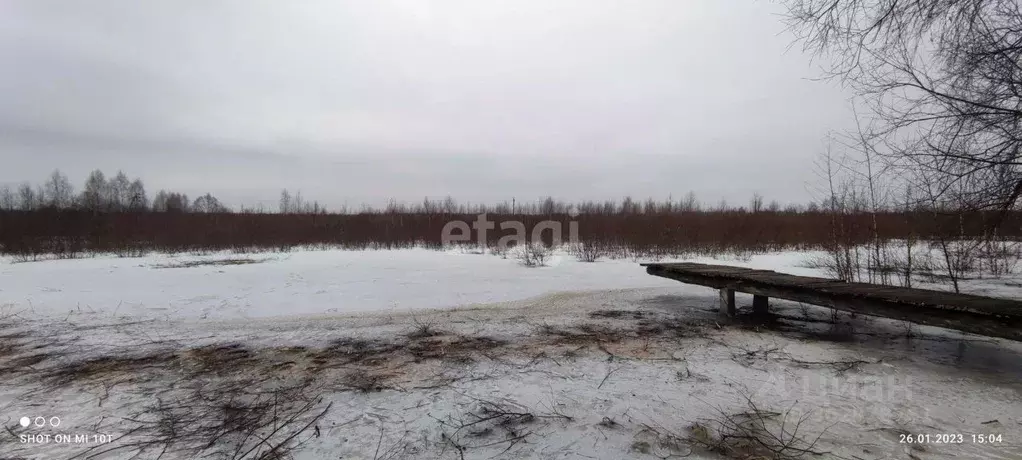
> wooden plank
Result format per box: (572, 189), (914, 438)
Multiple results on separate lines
(643, 262), (1022, 341)
(720, 288), (736, 316)
(646, 262), (1022, 315)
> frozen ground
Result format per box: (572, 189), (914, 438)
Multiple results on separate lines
(1, 248), (1021, 459)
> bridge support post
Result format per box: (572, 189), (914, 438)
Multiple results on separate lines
(753, 295), (769, 316)
(719, 288), (736, 316)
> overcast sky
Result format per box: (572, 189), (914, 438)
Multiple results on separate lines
(0, 0), (854, 209)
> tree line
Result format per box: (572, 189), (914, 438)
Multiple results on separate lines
(7, 167), (1010, 218)
(0, 169), (229, 213)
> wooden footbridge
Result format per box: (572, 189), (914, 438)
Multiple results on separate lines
(641, 262), (1022, 341)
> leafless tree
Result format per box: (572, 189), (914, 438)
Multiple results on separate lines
(783, 0), (1022, 214)
(44, 169), (74, 209)
(899, 184), (915, 287)
(0, 186), (14, 210)
(681, 191), (701, 212)
(620, 196), (641, 214)
(279, 189), (293, 214)
(151, 190), (169, 212)
(750, 193), (765, 213)
(192, 193), (229, 213)
(842, 117), (896, 284)
(81, 169), (107, 211)
(150, 190), (190, 213)
(442, 195), (458, 214)
(165, 192), (190, 213)
(420, 197), (439, 214)
(814, 142), (858, 281)
(17, 183), (37, 210)
(918, 169), (982, 293)
(127, 179), (148, 211)
(540, 196), (557, 216)
(109, 170), (131, 211)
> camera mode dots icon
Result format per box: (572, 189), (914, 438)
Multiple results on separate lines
(18, 416), (58, 427)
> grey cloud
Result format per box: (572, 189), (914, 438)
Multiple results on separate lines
(0, 0), (853, 208)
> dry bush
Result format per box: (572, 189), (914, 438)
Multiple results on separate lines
(4, 207), (1020, 260)
(407, 317), (443, 340)
(488, 244), (510, 259)
(800, 250), (862, 282)
(714, 247), (755, 263)
(513, 243), (552, 267)
(460, 246), (486, 255)
(688, 396), (827, 459)
(570, 241), (606, 262)
(9, 251), (39, 264)
(114, 243), (149, 258)
(925, 239), (982, 292)
(976, 239), (1021, 276)
(433, 398), (572, 457)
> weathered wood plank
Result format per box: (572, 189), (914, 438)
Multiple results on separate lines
(644, 262), (1022, 341)
(720, 288), (735, 316)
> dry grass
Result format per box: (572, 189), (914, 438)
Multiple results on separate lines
(150, 258), (268, 269)
(36, 344), (273, 389)
(538, 323), (622, 346)
(339, 369), (394, 393)
(589, 310), (649, 320)
(0, 331), (27, 359)
(0, 332), (52, 377)
(5, 352), (50, 369)
(73, 377), (330, 460)
(407, 335), (507, 364)
(3, 302), (879, 460)
(44, 352), (180, 387)
(308, 338), (405, 369)
(9, 304), (863, 398)
(634, 316), (703, 338)
(187, 343), (256, 374)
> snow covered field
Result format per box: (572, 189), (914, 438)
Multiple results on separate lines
(1, 248), (1021, 459)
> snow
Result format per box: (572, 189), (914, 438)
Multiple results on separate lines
(0, 248), (684, 321)
(1, 247), (1021, 459)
